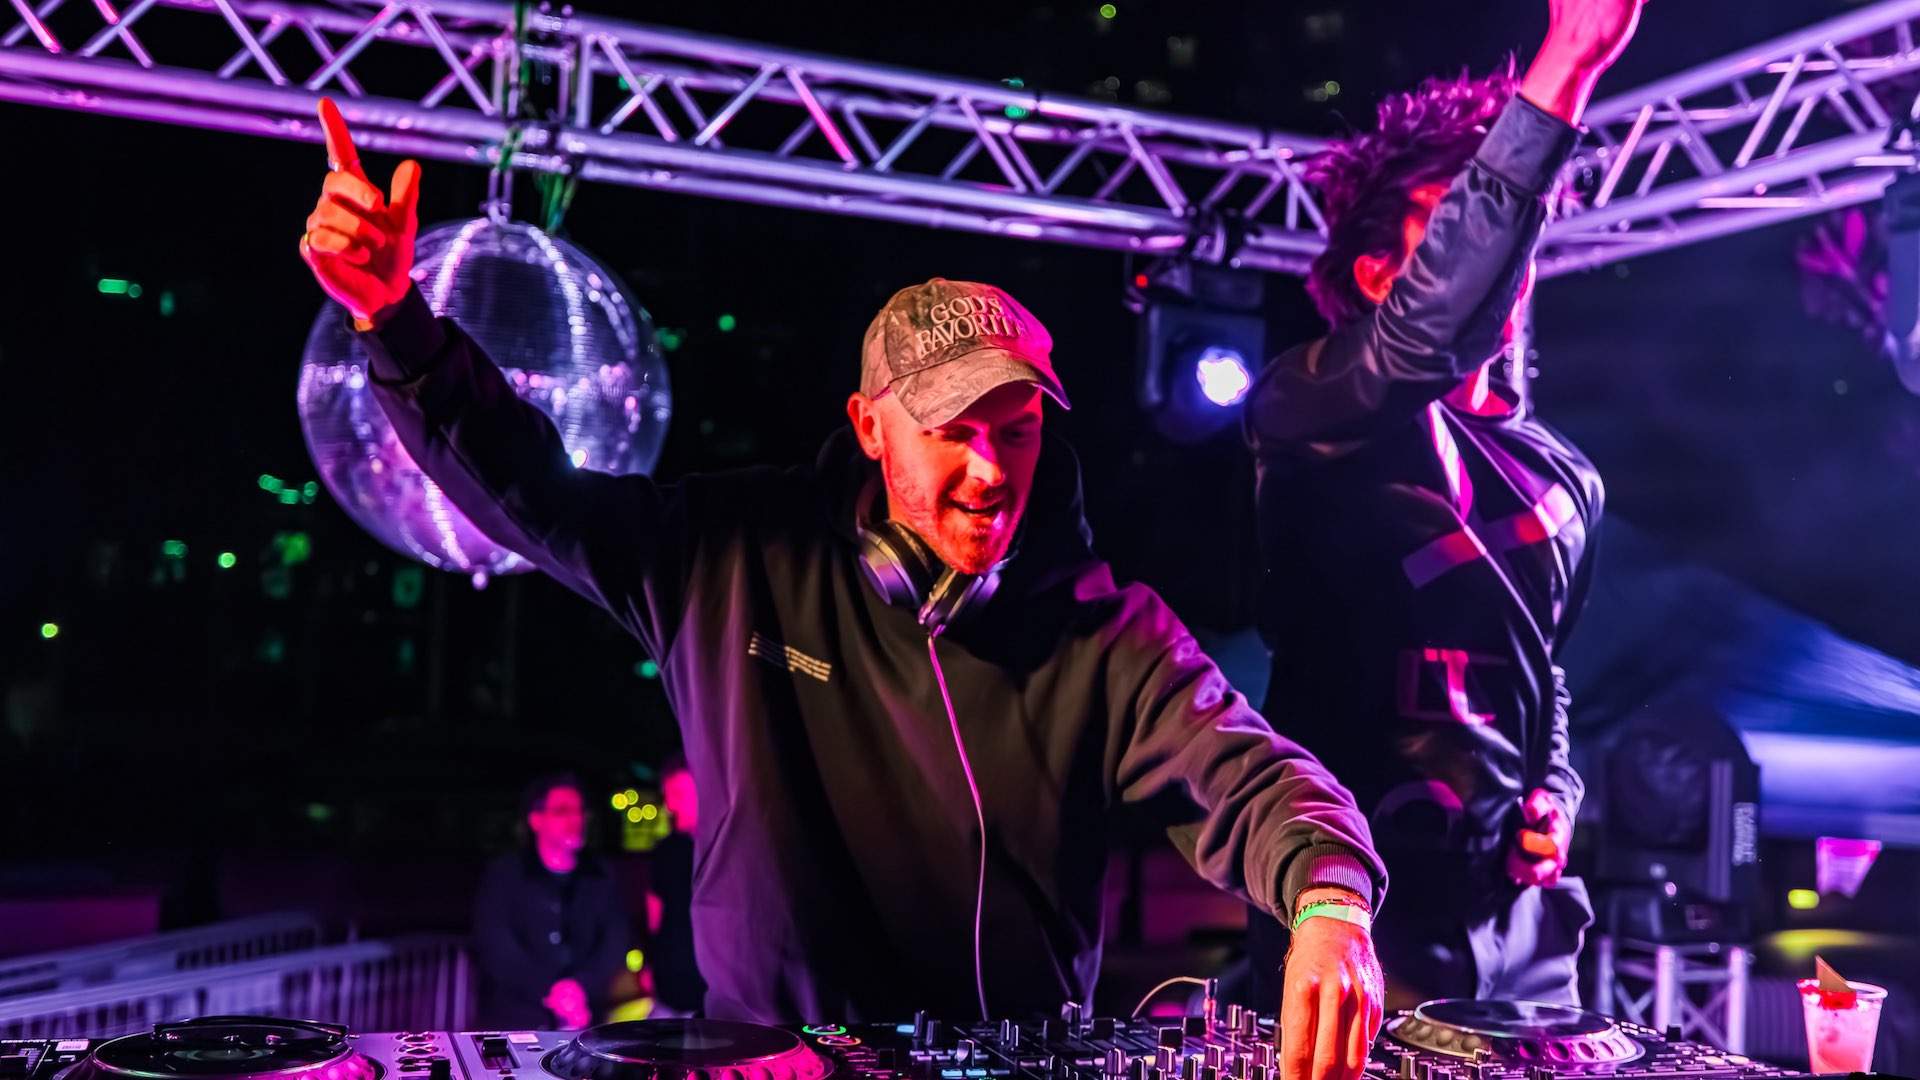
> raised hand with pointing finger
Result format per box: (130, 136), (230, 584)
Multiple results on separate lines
(299, 98), (421, 329)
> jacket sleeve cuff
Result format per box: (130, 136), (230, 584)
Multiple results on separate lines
(358, 287), (448, 385)
(1474, 94), (1579, 197)
(1281, 843), (1384, 921)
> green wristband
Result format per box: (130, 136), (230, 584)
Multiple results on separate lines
(1292, 901), (1372, 933)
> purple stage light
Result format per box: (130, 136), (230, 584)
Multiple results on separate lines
(1816, 836), (1883, 898)
(1194, 347), (1251, 407)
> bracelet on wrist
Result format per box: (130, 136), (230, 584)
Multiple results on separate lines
(1292, 901), (1372, 934)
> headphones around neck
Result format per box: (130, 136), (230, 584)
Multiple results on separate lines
(855, 482), (1011, 635)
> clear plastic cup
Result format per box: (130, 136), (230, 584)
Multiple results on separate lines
(1798, 978), (1886, 1074)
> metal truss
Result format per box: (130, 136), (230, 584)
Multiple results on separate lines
(0, 0), (1332, 273)
(1542, 0), (1920, 278)
(9, 0), (1920, 281)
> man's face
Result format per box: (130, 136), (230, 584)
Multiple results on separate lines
(848, 381), (1045, 576)
(528, 786), (585, 852)
(661, 769), (698, 833)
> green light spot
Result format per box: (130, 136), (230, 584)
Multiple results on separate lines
(217, 552), (237, 569)
(1098, 3), (1117, 18)
(392, 565), (424, 609)
(717, 313), (737, 333)
(657, 328), (684, 353)
(278, 489), (299, 505)
(258, 474), (281, 492)
(159, 290), (176, 317)
(40, 622), (59, 640)
(162, 539), (187, 559)
(305, 802), (335, 823)
(258, 630), (287, 663)
(97, 278), (129, 295)
(274, 531), (313, 567)
(636, 659), (660, 679)
(625, 948), (645, 972)
(127, 282), (144, 299)
(302, 481), (319, 500)
(1005, 105), (1031, 120)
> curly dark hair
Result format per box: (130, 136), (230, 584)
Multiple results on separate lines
(1305, 63), (1520, 328)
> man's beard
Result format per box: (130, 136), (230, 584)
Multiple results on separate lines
(881, 460), (1018, 576)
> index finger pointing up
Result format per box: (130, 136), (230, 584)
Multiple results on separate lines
(318, 97), (366, 179)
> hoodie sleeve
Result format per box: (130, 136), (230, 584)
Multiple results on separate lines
(1106, 583), (1387, 920)
(355, 287), (694, 662)
(1244, 96), (1577, 452)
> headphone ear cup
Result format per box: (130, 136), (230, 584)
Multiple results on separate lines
(857, 520), (1004, 633)
(858, 520), (939, 608)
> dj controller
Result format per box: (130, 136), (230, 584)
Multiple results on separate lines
(0, 1001), (1840, 1080)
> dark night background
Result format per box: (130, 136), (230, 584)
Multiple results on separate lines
(1, 0), (1915, 936)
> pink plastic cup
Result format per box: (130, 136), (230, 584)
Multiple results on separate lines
(1798, 978), (1886, 1074)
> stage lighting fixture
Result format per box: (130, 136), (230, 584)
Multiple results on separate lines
(1194, 348), (1252, 406)
(1132, 260), (1266, 443)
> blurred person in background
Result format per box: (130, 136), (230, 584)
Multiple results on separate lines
(643, 754), (707, 1018)
(473, 773), (631, 1029)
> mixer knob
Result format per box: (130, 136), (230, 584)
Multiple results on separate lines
(1254, 1045), (1275, 1071)
(924, 1022), (945, 1050)
(1065, 1003), (1086, 1031)
(1416, 1060), (1434, 1080)
(1182, 1055), (1201, 1080)
(1159, 1029), (1184, 1051)
(1091, 1018), (1117, 1041)
(1204, 1046), (1225, 1070)
(1042, 1020), (1064, 1042)
(1131, 1059), (1152, 1080)
(427, 1061), (452, 1080)
(914, 1011), (930, 1046)
(1396, 1054), (1417, 1080)
(1239, 1011), (1258, 1039)
(957, 1039), (977, 1064)
(1231, 1053), (1250, 1079)
(1000, 1022), (1020, 1048)
(1105, 1049), (1128, 1076)
(1225, 1006), (1243, 1033)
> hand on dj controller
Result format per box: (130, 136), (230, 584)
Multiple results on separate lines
(298, 97), (421, 329)
(1505, 788), (1573, 889)
(1280, 902), (1382, 1080)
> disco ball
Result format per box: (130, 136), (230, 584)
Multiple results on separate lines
(298, 219), (671, 578)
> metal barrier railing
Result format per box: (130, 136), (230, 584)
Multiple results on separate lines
(0, 937), (470, 1039)
(0, 913), (325, 1001)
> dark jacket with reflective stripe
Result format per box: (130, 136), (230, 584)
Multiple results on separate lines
(1244, 97), (1602, 969)
(355, 284), (1386, 1023)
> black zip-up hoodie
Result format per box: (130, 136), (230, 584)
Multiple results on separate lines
(356, 292), (1386, 1022)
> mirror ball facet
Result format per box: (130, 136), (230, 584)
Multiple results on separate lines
(299, 219), (671, 575)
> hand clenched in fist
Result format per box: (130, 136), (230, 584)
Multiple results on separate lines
(298, 97), (421, 328)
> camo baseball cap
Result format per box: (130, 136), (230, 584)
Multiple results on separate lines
(860, 278), (1070, 426)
